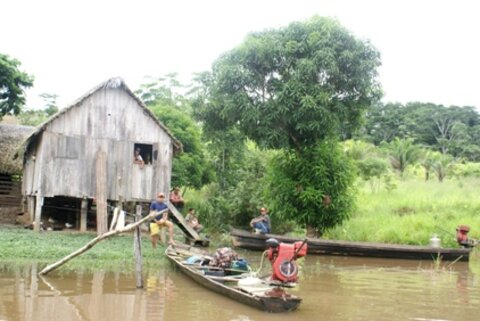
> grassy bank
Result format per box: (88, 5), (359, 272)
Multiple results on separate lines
(1, 178), (479, 271)
(0, 225), (173, 272)
(324, 177), (480, 247)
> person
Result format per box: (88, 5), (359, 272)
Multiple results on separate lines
(185, 208), (203, 233)
(133, 147), (144, 168)
(149, 192), (175, 247)
(250, 207), (271, 234)
(169, 187), (184, 212)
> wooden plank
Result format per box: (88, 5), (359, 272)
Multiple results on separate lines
(33, 196), (43, 232)
(95, 150), (108, 235)
(80, 198), (88, 232)
(134, 204), (143, 288)
(167, 202), (209, 246)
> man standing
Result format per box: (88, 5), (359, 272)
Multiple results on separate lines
(250, 207), (271, 234)
(149, 193), (175, 247)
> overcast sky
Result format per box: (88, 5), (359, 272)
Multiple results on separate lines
(2, 0), (479, 110)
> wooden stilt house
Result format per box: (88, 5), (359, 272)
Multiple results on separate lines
(20, 78), (182, 233)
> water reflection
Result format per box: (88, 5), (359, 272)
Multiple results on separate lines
(0, 253), (479, 321)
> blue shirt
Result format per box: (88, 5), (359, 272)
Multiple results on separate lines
(150, 201), (168, 221)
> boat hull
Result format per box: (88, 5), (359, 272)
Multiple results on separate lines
(230, 228), (471, 261)
(166, 245), (302, 312)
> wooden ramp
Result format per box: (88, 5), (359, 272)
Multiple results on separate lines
(167, 203), (209, 247)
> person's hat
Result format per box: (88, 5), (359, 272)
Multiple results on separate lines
(260, 207), (267, 212)
(157, 192), (165, 198)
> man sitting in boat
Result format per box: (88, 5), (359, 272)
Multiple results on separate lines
(250, 207), (271, 234)
(149, 192), (175, 247)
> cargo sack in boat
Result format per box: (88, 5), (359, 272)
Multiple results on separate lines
(210, 247), (239, 268)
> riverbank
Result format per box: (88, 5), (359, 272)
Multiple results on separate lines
(0, 225), (174, 272)
(325, 177), (480, 247)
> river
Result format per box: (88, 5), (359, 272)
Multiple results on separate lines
(1, 251), (479, 321)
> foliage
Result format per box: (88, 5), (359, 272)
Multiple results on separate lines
(149, 103), (213, 190)
(17, 93), (59, 126)
(194, 16), (381, 151)
(382, 138), (422, 176)
(360, 102), (480, 161)
(135, 75), (213, 190)
(0, 53), (34, 118)
(266, 141), (356, 235)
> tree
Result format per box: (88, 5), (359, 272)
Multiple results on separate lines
(194, 16), (381, 232)
(137, 75), (213, 190)
(382, 138), (421, 177)
(195, 16), (381, 152)
(17, 92), (59, 126)
(266, 141), (356, 236)
(0, 53), (34, 117)
(149, 103), (213, 190)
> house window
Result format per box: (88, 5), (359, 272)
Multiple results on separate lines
(133, 143), (153, 165)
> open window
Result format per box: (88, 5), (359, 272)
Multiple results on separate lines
(133, 143), (153, 165)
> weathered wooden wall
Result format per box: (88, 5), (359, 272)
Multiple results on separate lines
(22, 87), (174, 202)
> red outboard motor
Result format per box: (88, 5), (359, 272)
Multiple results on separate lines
(456, 225), (474, 247)
(266, 238), (307, 283)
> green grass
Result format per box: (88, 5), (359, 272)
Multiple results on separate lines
(324, 177), (480, 247)
(0, 225), (170, 273)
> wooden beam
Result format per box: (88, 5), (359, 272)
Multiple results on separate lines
(33, 196), (43, 232)
(95, 150), (108, 235)
(80, 198), (88, 232)
(134, 204), (143, 288)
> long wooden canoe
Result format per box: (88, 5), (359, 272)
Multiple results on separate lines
(231, 228), (472, 261)
(166, 244), (302, 312)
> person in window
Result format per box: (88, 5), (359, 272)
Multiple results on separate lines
(169, 187), (185, 212)
(133, 147), (144, 168)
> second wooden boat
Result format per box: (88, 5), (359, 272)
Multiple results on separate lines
(230, 228), (472, 261)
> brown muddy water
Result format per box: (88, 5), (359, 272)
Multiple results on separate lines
(1, 251), (479, 321)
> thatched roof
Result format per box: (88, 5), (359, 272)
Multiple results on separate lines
(22, 77), (182, 157)
(0, 124), (35, 174)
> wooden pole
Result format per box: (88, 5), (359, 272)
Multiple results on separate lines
(80, 198), (88, 232)
(38, 209), (165, 276)
(33, 196), (43, 232)
(134, 204), (143, 288)
(95, 150), (108, 235)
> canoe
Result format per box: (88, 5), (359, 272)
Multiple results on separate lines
(230, 228), (472, 262)
(166, 244), (302, 312)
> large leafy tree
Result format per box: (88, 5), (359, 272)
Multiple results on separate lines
(195, 16), (381, 152)
(194, 16), (381, 232)
(0, 53), (34, 117)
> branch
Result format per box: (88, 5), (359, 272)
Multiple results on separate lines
(38, 209), (165, 276)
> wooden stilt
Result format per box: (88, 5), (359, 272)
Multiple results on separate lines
(27, 196), (35, 224)
(134, 204), (143, 288)
(95, 150), (108, 235)
(33, 196), (44, 232)
(80, 198), (88, 232)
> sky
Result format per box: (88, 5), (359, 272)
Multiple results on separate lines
(2, 0), (479, 111)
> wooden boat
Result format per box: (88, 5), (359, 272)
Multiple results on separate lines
(165, 244), (302, 312)
(231, 228), (472, 261)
